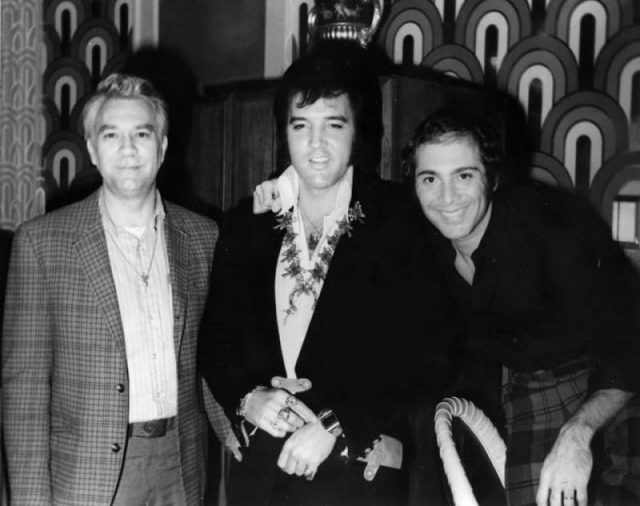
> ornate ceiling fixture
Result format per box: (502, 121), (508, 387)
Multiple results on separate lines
(308, 0), (385, 48)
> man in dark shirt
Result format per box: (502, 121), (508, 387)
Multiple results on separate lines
(403, 106), (640, 506)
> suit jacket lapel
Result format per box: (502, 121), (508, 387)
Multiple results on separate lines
(296, 174), (380, 367)
(257, 213), (288, 373)
(165, 204), (189, 357)
(74, 191), (126, 356)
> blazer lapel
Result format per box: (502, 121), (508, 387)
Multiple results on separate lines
(165, 207), (189, 356)
(256, 213), (288, 373)
(74, 192), (126, 356)
(296, 174), (380, 366)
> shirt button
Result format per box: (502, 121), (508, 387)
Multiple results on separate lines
(116, 384), (124, 393)
(111, 443), (121, 452)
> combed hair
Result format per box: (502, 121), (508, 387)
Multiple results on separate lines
(81, 73), (168, 140)
(273, 45), (383, 173)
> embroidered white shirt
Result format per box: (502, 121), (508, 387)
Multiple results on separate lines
(274, 166), (353, 378)
(100, 190), (177, 423)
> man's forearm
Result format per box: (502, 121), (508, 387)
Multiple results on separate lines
(564, 388), (633, 439)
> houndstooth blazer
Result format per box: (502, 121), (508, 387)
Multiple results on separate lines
(2, 189), (224, 505)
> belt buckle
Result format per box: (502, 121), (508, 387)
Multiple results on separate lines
(271, 376), (312, 394)
(142, 418), (168, 437)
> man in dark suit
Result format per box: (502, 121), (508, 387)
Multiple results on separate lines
(198, 48), (456, 506)
(2, 73), (228, 505)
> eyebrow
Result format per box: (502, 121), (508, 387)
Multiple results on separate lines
(97, 123), (156, 133)
(415, 166), (481, 177)
(288, 115), (348, 124)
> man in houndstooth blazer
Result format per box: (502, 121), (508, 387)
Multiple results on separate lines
(2, 74), (227, 505)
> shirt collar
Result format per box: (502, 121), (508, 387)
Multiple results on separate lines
(99, 188), (166, 238)
(275, 165), (354, 222)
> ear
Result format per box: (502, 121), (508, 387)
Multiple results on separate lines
(159, 136), (168, 163)
(86, 138), (98, 166)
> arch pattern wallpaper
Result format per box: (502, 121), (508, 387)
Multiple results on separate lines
(40, 0), (132, 212)
(0, 0), (45, 230)
(378, 0), (640, 239)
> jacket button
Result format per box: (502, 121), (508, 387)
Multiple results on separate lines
(116, 384), (124, 393)
(111, 443), (121, 452)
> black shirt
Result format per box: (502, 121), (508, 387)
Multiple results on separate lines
(429, 184), (640, 394)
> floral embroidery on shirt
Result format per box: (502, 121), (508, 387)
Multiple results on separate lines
(275, 202), (365, 320)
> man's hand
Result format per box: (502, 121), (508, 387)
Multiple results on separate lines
(242, 388), (313, 438)
(536, 423), (592, 506)
(277, 420), (336, 479)
(253, 180), (281, 214)
(536, 388), (633, 506)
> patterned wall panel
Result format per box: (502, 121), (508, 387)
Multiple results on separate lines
(41, 0), (141, 212)
(378, 0), (443, 65)
(422, 44), (485, 82)
(380, 0), (640, 242)
(0, 0), (46, 231)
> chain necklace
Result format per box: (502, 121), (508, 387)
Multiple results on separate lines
(298, 205), (324, 253)
(103, 204), (159, 288)
(275, 201), (365, 320)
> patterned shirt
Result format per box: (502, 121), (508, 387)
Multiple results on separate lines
(100, 190), (177, 422)
(274, 166), (353, 379)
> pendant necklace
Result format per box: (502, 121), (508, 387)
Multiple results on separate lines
(298, 205), (324, 253)
(103, 204), (159, 288)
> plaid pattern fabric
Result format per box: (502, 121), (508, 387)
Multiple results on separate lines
(2, 191), (225, 505)
(503, 363), (590, 506)
(202, 377), (232, 443)
(503, 363), (640, 506)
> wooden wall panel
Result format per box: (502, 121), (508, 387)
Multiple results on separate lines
(191, 83), (277, 213)
(230, 92), (277, 207)
(186, 100), (226, 216)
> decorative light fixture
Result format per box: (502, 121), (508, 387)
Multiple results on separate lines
(308, 0), (385, 48)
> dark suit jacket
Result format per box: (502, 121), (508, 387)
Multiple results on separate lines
(199, 172), (416, 503)
(2, 190), (219, 505)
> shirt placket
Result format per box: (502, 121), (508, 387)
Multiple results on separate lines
(134, 229), (167, 419)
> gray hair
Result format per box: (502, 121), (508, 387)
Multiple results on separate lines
(81, 73), (168, 140)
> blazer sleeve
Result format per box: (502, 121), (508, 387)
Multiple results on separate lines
(2, 226), (53, 505)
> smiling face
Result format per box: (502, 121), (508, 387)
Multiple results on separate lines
(87, 97), (167, 201)
(414, 136), (493, 253)
(286, 92), (355, 195)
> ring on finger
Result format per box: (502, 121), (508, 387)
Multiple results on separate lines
(285, 395), (298, 407)
(278, 407), (290, 421)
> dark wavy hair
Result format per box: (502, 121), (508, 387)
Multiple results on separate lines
(401, 105), (514, 193)
(273, 45), (382, 173)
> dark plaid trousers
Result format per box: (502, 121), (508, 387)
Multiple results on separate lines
(503, 361), (640, 506)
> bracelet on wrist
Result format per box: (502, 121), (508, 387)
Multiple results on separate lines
(318, 409), (344, 438)
(237, 385), (267, 419)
